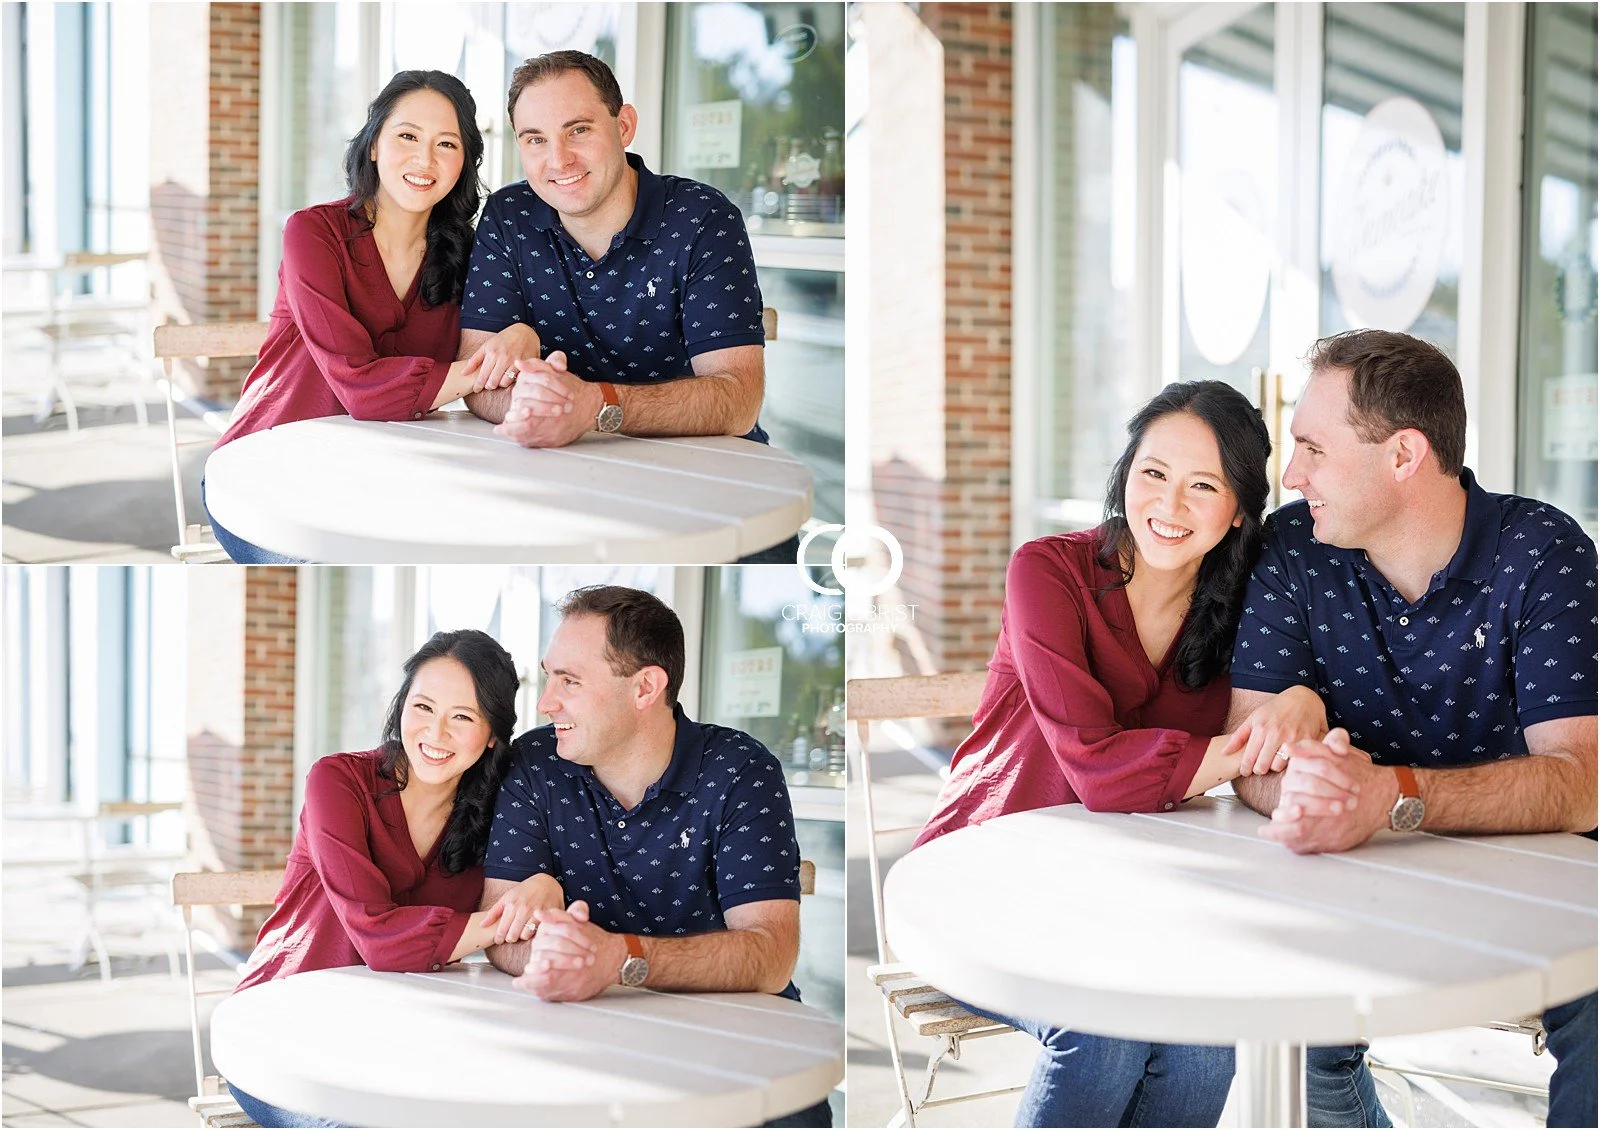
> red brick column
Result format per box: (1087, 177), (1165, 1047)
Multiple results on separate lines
(149, 3), (261, 400)
(866, 4), (1013, 685)
(186, 566), (297, 948)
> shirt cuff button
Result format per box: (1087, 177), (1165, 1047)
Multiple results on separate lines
(1163, 802), (1174, 810)
(431, 963), (441, 971)
(413, 412), (423, 420)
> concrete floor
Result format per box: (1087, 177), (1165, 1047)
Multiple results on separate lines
(2, 322), (218, 565)
(843, 746), (1557, 1128)
(2, 823), (234, 1129)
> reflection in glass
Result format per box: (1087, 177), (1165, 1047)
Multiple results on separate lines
(1177, 4), (1275, 398)
(1517, 3), (1598, 530)
(700, 567), (845, 790)
(664, 3), (847, 239)
(1036, 5), (1138, 519)
(758, 266), (845, 522)
(1320, 3), (1464, 353)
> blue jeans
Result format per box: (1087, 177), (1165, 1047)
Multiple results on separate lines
(738, 533), (802, 565)
(970, 1005), (1234, 1127)
(1308, 991), (1597, 1128)
(763, 1096), (833, 1126)
(227, 1083), (345, 1127)
(201, 476), (309, 564)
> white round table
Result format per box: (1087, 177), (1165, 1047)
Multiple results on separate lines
(211, 964), (843, 1127)
(883, 797), (1597, 1126)
(202, 412), (813, 563)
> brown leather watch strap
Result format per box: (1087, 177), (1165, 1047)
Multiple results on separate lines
(623, 933), (644, 959)
(598, 381), (620, 408)
(1393, 764), (1420, 799)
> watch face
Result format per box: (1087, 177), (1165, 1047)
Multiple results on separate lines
(597, 403), (624, 433)
(1391, 796), (1425, 832)
(619, 955), (648, 987)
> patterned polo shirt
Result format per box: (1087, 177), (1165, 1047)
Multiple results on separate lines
(485, 703), (802, 994)
(1231, 470), (1598, 767)
(460, 153), (769, 442)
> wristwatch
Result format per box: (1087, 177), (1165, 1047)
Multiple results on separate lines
(1389, 765), (1425, 832)
(618, 933), (649, 986)
(595, 382), (623, 433)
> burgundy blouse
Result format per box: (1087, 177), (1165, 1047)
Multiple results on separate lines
(214, 200), (457, 449)
(235, 750), (479, 992)
(913, 530), (1231, 849)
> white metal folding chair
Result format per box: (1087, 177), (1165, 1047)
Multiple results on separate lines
(171, 868), (284, 1128)
(848, 671), (1024, 1127)
(151, 321), (269, 562)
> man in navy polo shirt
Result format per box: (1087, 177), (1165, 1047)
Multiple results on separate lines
(455, 50), (768, 453)
(1223, 329), (1597, 1128)
(478, 585), (831, 1127)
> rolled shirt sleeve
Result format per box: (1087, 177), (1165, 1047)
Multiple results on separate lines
(1512, 523), (1599, 728)
(680, 194), (767, 358)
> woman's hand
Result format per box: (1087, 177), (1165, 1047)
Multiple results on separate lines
(485, 873), (565, 945)
(1225, 685), (1329, 776)
(467, 323), (542, 390)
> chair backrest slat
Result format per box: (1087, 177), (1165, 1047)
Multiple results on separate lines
(845, 671), (987, 722)
(171, 868), (284, 908)
(153, 321), (271, 361)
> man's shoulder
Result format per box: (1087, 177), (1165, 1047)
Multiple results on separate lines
(692, 720), (781, 771)
(657, 174), (747, 232)
(480, 181), (545, 221)
(1492, 490), (1597, 555)
(507, 726), (561, 771)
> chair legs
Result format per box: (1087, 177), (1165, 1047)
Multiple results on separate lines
(883, 997), (919, 1127)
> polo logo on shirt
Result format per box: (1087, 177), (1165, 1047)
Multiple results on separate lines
(678, 830), (691, 849)
(647, 278), (658, 297)
(1473, 625), (1487, 648)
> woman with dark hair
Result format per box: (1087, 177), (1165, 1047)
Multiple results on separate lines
(228, 629), (553, 1128)
(202, 70), (536, 563)
(912, 381), (1325, 1127)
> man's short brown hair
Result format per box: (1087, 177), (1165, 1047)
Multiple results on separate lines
(557, 585), (684, 705)
(507, 50), (624, 124)
(1306, 329), (1467, 476)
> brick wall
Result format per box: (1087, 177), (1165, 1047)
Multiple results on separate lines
(865, 3), (1013, 695)
(150, 3), (262, 400)
(186, 566), (296, 949)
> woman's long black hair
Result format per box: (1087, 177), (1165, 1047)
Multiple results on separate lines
(343, 70), (484, 309)
(1094, 380), (1273, 691)
(377, 629), (518, 876)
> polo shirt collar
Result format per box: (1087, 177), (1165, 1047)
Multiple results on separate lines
(1443, 468), (1500, 582)
(546, 703), (703, 798)
(519, 152), (664, 244)
(654, 703), (705, 796)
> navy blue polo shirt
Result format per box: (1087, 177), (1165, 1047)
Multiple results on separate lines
(1231, 470), (1598, 766)
(484, 704), (802, 995)
(461, 153), (769, 442)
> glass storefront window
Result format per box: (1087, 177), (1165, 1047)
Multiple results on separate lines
(1319, 3), (1465, 354)
(1517, 3), (1598, 532)
(699, 566), (845, 791)
(757, 266), (845, 523)
(1177, 4), (1275, 399)
(274, 4), (373, 218)
(664, 3), (846, 239)
(1034, 6), (1137, 524)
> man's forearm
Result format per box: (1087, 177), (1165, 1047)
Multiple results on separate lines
(485, 935), (532, 977)
(1232, 771), (1281, 816)
(616, 371), (760, 438)
(1420, 754), (1595, 835)
(465, 385), (511, 425)
(641, 925), (796, 995)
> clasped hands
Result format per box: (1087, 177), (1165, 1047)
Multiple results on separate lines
(1225, 687), (1394, 854)
(493, 352), (605, 449)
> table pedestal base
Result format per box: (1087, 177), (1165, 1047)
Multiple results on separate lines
(1235, 1041), (1305, 1128)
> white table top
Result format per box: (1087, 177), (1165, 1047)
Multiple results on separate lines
(202, 412), (813, 563)
(212, 964), (843, 1127)
(884, 797), (1597, 1045)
